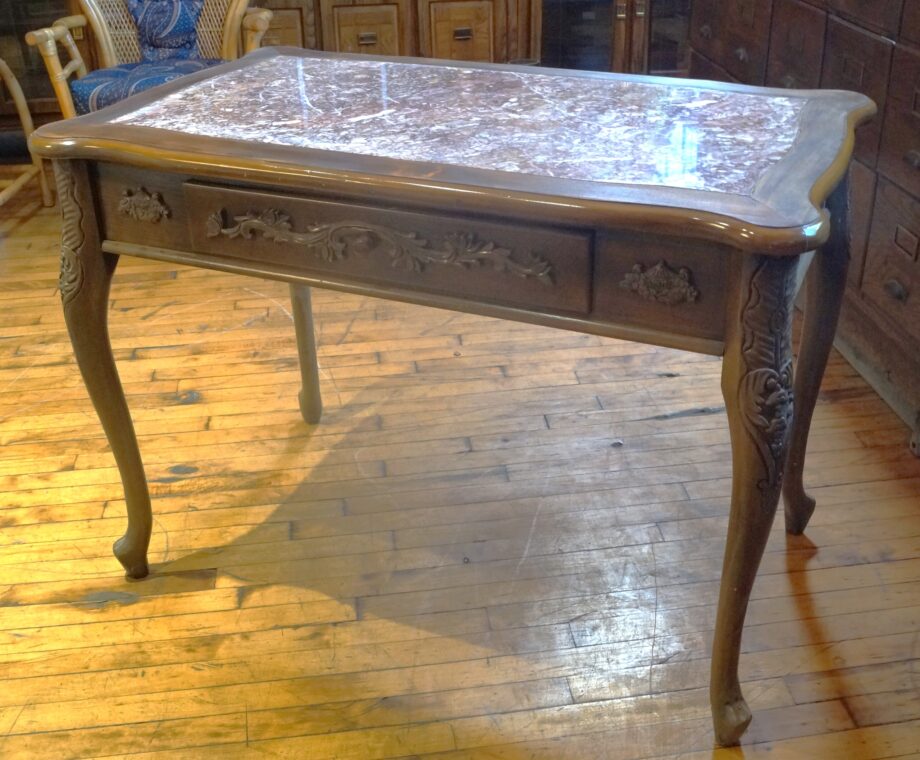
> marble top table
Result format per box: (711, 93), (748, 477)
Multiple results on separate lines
(30, 48), (874, 746)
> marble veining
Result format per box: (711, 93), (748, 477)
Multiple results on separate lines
(114, 54), (806, 195)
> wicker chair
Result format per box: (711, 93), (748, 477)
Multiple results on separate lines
(26, 0), (272, 119)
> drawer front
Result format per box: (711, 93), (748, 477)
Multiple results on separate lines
(425, 0), (494, 61)
(766, 0), (827, 89)
(688, 50), (739, 83)
(184, 182), (593, 314)
(332, 5), (401, 55)
(691, 0), (772, 83)
(821, 16), (894, 166)
(592, 231), (729, 341)
(863, 179), (920, 342)
(878, 45), (920, 198)
(848, 160), (879, 289)
(903, 0), (920, 46)
(827, 0), (904, 37)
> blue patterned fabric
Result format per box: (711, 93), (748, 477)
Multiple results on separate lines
(126, 0), (205, 61)
(70, 59), (220, 114)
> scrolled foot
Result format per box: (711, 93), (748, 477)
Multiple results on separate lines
(783, 487), (816, 535)
(114, 534), (150, 580)
(712, 696), (752, 746)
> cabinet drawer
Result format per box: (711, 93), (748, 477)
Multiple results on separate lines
(878, 45), (920, 198)
(183, 182), (593, 315)
(691, 0), (773, 83)
(332, 5), (401, 55)
(827, 0), (904, 37)
(766, 0), (827, 89)
(821, 16), (894, 166)
(903, 0), (920, 46)
(863, 179), (920, 342)
(688, 50), (739, 83)
(592, 231), (729, 341)
(421, 0), (494, 61)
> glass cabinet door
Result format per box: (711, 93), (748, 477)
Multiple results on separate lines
(539, 0), (689, 75)
(0, 0), (72, 118)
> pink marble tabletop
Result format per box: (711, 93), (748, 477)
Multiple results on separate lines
(113, 54), (807, 197)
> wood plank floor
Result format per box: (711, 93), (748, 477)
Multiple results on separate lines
(2, 185), (920, 759)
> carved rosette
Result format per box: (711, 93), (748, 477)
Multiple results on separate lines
(619, 260), (700, 305)
(738, 257), (797, 497)
(118, 187), (171, 223)
(206, 208), (554, 285)
(53, 161), (85, 306)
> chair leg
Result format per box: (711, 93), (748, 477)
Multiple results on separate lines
(289, 283), (323, 424)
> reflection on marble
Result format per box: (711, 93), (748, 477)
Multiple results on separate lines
(115, 54), (805, 195)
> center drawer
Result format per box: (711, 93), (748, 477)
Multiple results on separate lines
(183, 182), (593, 314)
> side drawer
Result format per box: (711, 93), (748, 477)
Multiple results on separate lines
(862, 179), (920, 343)
(820, 16), (894, 166)
(688, 50), (739, 83)
(903, 0), (920, 46)
(690, 0), (772, 84)
(766, 0), (827, 89)
(420, 0), (495, 61)
(331, 5), (401, 55)
(878, 44), (920, 198)
(184, 182), (593, 314)
(592, 231), (729, 341)
(827, 0), (904, 37)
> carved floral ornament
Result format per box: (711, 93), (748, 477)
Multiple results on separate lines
(206, 208), (554, 284)
(619, 260), (700, 306)
(118, 187), (171, 223)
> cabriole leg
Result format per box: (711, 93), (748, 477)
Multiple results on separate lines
(711, 253), (798, 745)
(783, 176), (850, 533)
(54, 160), (152, 579)
(290, 283), (322, 424)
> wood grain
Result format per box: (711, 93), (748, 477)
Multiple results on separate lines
(1, 186), (919, 757)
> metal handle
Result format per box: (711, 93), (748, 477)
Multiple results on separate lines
(357, 31), (377, 45)
(735, 46), (749, 63)
(616, 1), (628, 19)
(884, 278), (909, 303)
(906, 150), (920, 170)
(781, 74), (798, 89)
(699, 23), (712, 39)
(452, 26), (473, 41)
(634, 0), (647, 17)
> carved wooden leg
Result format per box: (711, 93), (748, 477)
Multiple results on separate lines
(711, 253), (797, 745)
(783, 177), (850, 534)
(290, 283), (322, 424)
(54, 160), (152, 579)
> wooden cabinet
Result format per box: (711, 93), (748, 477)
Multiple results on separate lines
(259, 0), (321, 49)
(688, 0), (920, 450)
(419, 0), (499, 61)
(321, 1), (409, 55)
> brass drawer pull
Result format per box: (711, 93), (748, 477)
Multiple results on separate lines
(699, 23), (712, 39)
(781, 74), (798, 89)
(884, 278), (909, 303)
(357, 31), (378, 45)
(906, 150), (920, 170)
(453, 27), (473, 40)
(634, 0), (647, 17)
(735, 47), (750, 63)
(616, 1), (628, 19)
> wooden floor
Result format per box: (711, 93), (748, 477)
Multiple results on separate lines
(1, 184), (920, 759)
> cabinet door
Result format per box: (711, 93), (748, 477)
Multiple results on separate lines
(420, 0), (502, 61)
(827, 0), (904, 37)
(258, 1), (321, 50)
(320, 0), (412, 55)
